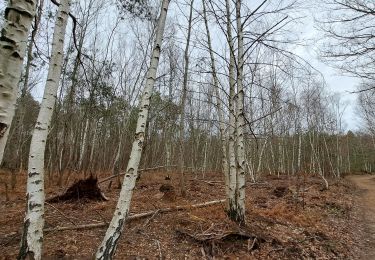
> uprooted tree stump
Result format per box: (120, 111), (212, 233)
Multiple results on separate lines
(159, 184), (176, 201)
(47, 176), (108, 203)
(273, 186), (289, 198)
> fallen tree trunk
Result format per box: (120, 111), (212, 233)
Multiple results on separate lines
(44, 199), (225, 233)
(98, 165), (178, 184)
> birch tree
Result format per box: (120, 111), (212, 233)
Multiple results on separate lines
(178, 0), (194, 197)
(234, 0), (246, 224)
(18, 0), (71, 258)
(0, 0), (38, 164)
(96, 0), (170, 258)
(224, 0), (239, 221)
(202, 0), (229, 194)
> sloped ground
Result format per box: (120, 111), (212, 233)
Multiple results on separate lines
(0, 170), (367, 259)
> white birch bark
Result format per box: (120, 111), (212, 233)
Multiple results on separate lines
(225, 0), (238, 218)
(323, 135), (335, 176)
(0, 0), (38, 164)
(297, 129), (302, 172)
(257, 138), (268, 174)
(89, 120), (98, 169)
(78, 118), (89, 170)
(165, 140), (171, 172)
(234, 0), (246, 223)
(18, 1), (71, 259)
(95, 0), (170, 258)
(278, 138), (284, 174)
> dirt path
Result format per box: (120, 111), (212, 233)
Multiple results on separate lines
(348, 175), (375, 260)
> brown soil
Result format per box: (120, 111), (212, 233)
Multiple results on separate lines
(347, 175), (375, 260)
(0, 170), (367, 259)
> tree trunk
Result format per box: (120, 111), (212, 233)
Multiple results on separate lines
(202, 0), (229, 195)
(0, 0), (38, 164)
(78, 118), (89, 170)
(18, 1), (71, 259)
(178, 0), (194, 197)
(234, 0), (246, 224)
(95, 1), (170, 258)
(257, 138), (268, 175)
(297, 129), (302, 172)
(225, 0), (238, 219)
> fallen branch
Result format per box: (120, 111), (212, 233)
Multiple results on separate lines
(176, 228), (257, 243)
(189, 179), (269, 187)
(154, 239), (162, 259)
(45, 202), (76, 226)
(98, 165), (178, 184)
(44, 199), (225, 233)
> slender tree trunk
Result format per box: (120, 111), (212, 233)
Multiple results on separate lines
(323, 135), (335, 176)
(202, 0), (229, 195)
(178, 0), (194, 197)
(297, 129), (302, 172)
(165, 139), (171, 172)
(78, 118), (89, 170)
(225, 0), (238, 218)
(336, 134), (341, 178)
(234, 0), (246, 224)
(18, 1), (71, 259)
(0, 0), (38, 164)
(88, 120), (98, 173)
(309, 131), (328, 189)
(257, 138), (268, 174)
(95, 1), (170, 258)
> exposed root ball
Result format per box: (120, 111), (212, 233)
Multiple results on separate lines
(47, 176), (108, 203)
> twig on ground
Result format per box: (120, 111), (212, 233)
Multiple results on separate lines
(248, 237), (258, 252)
(94, 209), (108, 224)
(143, 209), (161, 227)
(267, 247), (285, 256)
(154, 239), (162, 259)
(201, 247), (207, 259)
(45, 202), (76, 226)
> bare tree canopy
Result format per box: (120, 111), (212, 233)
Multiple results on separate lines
(318, 0), (375, 80)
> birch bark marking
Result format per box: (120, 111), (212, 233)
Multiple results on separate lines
(18, 1), (71, 259)
(95, 0), (170, 258)
(234, 0), (246, 224)
(0, 0), (38, 164)
(202, 0), (229, 196)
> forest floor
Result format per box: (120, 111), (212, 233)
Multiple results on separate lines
(0, 170), (371, 259)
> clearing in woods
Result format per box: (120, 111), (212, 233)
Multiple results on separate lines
(348, 175), (375, 260)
